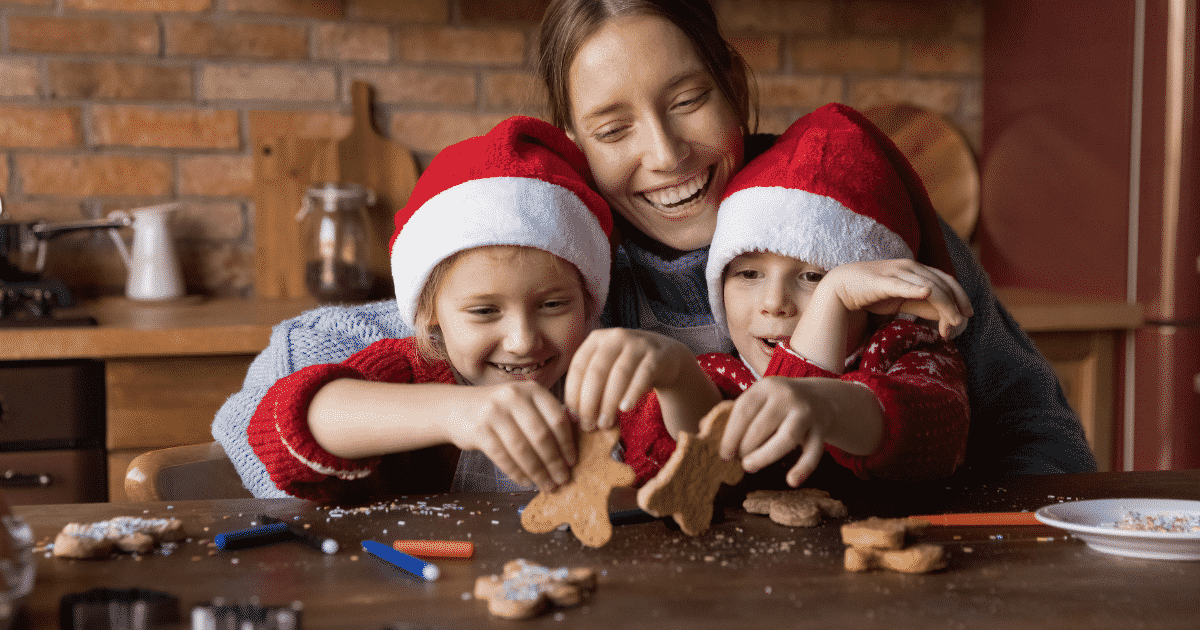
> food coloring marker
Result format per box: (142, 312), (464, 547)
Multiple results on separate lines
(392, 539), (474, 559)
(362, 540), (440, 581)
(259, 514), (339, 554)
(214, 522), (293, 551)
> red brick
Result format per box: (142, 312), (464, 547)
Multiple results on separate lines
(729, 35), (781, 73)
(200, 65), (337, 101)
(314, 23), (391, 62)
(846, 1), (954, 37)
(0, 0), (54, 6)
(849, 77), (960, 115)
(225, 0), (342, 18)
(47, 61), (193, 100)
(346, 68), (475, 106)
(8, 16), (158, 55)
(174, 200), (245, 239)
(396, 26), (525, 65)
(164, 19), (307, 59)
(65, 0), (211, 10)
(715, 0), (833, 34)
(250, 110), (352, 139)
(756, 75), (843, 109)
(907, 41), (980, 75)
(18, 154), (173, 196)
(0, 199), (87, 225)
(483, 72), (547, 115)
(346, 0), (447, 24)
(0, 106), (83, 148)
(179, 155), (254, 197)
(461, 0), (548, 25)
(793, 37), (901, 73)
(389, 111), (511, 154)
(0, 59), (39, 98)
(92, 106), (240, 149)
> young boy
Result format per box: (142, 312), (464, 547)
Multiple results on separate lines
(240, 116), (718, 502)
(700, 103), (973, 488)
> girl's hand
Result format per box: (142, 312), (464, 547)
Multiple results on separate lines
(565, 328), (698, 432)
(718, 376), (833, 487)
(823, 259), (972, 339)
(444, 381), (576, 493)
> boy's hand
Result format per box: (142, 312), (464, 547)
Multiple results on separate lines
(823, 259), (972, 339)
(445, 382), (576, 493)
(719, 376), (832, 487)
(565, 328), (697, 432)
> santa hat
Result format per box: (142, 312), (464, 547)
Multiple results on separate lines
(706, 102), (955, 331)
(390, 116), (612, 329)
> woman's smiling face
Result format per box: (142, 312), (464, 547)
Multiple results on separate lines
(566, 14), (744, 251)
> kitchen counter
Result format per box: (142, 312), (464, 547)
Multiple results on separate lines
(0, 295), (318, 360)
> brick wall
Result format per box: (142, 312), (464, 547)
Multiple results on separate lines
(0, 0), (981, 298)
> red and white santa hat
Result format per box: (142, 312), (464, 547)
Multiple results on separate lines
(390, 116), (612, 329)
(705, 103), (955, 330)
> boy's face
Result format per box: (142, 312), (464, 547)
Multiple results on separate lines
(434, 247), (591, 389)
(722, 251), (866, 375)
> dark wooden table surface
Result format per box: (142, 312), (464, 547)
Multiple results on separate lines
(12, 470), (1200, 629)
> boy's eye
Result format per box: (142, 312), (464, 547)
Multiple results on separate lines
(801, 271), (824, 283)
(733, 269), (761, 280)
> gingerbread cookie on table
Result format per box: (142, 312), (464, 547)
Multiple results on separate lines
(474, 558), (597, 620)
(743, 488), (848, 527)
(637, 400), (745, 536)
(841, 516), (944, 573)
(520, 427), (635, 548)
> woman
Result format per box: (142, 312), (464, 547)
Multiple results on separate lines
(212, 0), (1094, 499)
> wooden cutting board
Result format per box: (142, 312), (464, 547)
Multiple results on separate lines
(249, 81), (419, 299)
(862, 103), (980, 242)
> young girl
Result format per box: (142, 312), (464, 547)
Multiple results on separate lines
(242, 116), (718, 501)
(700, 103), (973, 488)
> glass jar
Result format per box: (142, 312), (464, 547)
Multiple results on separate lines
(296, 182), (377, 304)
(0, 491), (35, 630)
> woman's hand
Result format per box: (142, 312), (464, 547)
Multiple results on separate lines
(823, 259), (972, 339)
(442, 382), (577, 493)
(565, 328), (713, 435)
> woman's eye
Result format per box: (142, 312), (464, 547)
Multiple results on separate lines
(593, 123), (629, 143)
(674, 89), (711, 113)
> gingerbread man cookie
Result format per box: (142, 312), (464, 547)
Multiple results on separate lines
(743, 488), (848, 527)
(520, 427), (635, 548)
(636, 401), (745, 536)
(841, 516), (944, 574)
(473, 558), (597, 620)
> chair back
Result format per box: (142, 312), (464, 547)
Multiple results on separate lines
(125, 441), (253, 502)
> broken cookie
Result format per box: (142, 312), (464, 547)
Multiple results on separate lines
(841, 516), (943, 574)
(52, 516), (185, 559)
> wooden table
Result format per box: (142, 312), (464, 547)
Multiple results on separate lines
(12, 470), (1200, 629)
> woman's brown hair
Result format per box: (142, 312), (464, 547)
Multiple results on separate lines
(537, 0), (757, 136)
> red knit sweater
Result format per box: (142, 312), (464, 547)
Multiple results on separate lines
(247, 336), (673, 500)
(697, 318), (970, 481)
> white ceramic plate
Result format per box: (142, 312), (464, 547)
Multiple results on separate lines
(1034, 498), (1200, 560)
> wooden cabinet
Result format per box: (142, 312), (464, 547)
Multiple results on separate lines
(0, 296), (315, 501)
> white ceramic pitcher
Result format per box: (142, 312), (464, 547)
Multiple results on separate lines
(107, 203), (185, 301)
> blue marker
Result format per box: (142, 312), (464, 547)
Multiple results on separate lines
(361, 539), (440, 581)
(215, 522), (293, 551)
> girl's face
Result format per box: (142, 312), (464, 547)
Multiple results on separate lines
(566, 14), (744, 251)
(433, 247), (591, 389)
(722, 251), (868, 375)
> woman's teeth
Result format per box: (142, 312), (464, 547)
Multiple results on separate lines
(642, 168), (711, 208)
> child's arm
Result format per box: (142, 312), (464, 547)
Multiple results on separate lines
(308, 379), (576, 493)
(789, 259), (971, 373)
(564, 328), (722, 438)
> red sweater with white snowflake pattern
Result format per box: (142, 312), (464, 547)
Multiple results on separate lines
(247, 336), (673, 501)
(695, 318), (970, 481)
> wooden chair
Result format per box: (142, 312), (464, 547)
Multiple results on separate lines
(124, 441), (253, 502)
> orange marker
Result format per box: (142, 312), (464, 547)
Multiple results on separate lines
(909, 511), (1041, 526)
(392, 540), (475, 559)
